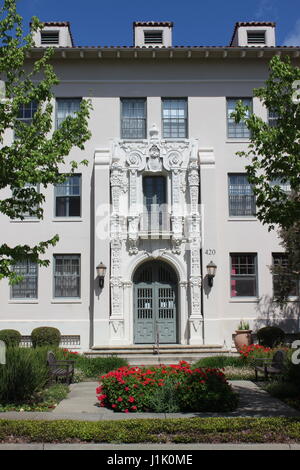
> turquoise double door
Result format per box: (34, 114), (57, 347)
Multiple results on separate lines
(133, 261), (178, 344)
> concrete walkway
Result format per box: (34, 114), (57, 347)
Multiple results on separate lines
(0, 380), (299, 421)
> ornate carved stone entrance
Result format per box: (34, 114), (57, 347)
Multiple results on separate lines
(133, 260), (178, 344)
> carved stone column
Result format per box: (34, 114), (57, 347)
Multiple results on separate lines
(187, 161), (203, 344)
(167, 153), (184, 254)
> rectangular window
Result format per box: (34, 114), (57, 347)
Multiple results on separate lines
(41, 31), (59, 45)
(121, 98), (146, 139)
(54, 175), (81, 217)
(230, 254), (258, 297)
(54, 254), (81, 298)
(268, 110), (279, 127)
(228, 174), (256, 216)
(15, 101), (38, 138)
(142, 175), (169, 231)
(162, 98), (188, 138)
(11, 260), (38, 299)
(247, 31), (266, 44)
(227, 98), (251, 138)
(20, 183), (40, 219)
(56, 98), (81, 128)
(272, 253), (299, 298)
(144, 31), (163, 44)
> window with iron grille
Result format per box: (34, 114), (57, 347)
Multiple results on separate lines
(41, 30), (59, 45)
(227, 98), (251, 138)
(228, 174), (256, 216)
(268, 109), (279, 127)
(162, 99), (187, 138)
(230, 253), (258, 297)
(54, 254), (81, 298)
(144, 31), (163, 44)
(11, 260), (38, 299)
(270, 177), (291, 194)
(56, 98), (81, 128)
(15, 101), (38, 139)
(121, 98), (146, 139)
(54, 174), (81, 217)
(272, 253), (299, 298)
(17, 183), (40, 219)
(247, 31), (266, 44)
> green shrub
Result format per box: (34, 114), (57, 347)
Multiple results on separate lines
(0, 347), (49, 403)
(98, 361), (238, 413)
(146, 378), (181, 413)
(257, 326), (285, 348)
(31, 327), (61, 348)
(0, 329), (21, 347)
(285, 361), (300, 387)
(193, 355), (243, 369)
(64, 353), (128, 378)
(176, 369), (238, 412)
(264, 381), (299, 399)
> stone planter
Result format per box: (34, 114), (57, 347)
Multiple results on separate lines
(234, 330), (252, 351)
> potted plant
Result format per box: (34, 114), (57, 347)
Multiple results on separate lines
(234, 320), (252, 350)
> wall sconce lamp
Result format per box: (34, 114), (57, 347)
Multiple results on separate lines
(96, 262), (107, 289)
(206, 261), (217, 287)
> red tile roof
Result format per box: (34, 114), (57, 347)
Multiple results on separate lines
(133, 21), (173, 27)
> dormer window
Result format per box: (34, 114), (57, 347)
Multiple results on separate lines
(247, 31), (266, 45)
(41, 30), (59, 45)
(144, 31), (163, 44)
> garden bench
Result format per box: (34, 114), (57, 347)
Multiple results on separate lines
(254, 349), (287, 381)
(47, 351), (75, 384)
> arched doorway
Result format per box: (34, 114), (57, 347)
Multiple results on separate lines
(133, 260), (178, 344)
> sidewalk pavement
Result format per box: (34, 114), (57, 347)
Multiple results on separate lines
(0, 380), (299, 421)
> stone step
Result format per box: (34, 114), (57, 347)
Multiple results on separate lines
(87, 348), (227, 355)
(90, 344), (224, 351)
(84, 345), (232, 365)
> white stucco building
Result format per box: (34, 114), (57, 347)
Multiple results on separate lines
(0, 20), (299, 360)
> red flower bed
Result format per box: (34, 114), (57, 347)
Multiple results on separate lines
(96, 361), (238, 413)
(238, 344), (271, 360)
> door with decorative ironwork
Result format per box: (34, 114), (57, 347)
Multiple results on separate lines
(133, 261), (177, 344)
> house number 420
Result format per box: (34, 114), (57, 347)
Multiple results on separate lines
(205, 249), (216, 256)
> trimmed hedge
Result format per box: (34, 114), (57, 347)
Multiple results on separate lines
(193, 355), (244, 369)
(31, 327), (61, 348)
(257, 326), (285, 348)
(0, 418), (300, 443)
(0, 329), (21, 347)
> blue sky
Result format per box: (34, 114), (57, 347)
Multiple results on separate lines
(17, 0), (300, 47)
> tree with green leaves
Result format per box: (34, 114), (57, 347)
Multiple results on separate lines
(0, 0), (92, 283)
(232, 56), (300, 303)
(233, 55), (300, 231)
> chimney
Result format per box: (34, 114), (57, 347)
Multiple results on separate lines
(31, 22), (74, 47)
(230, 22), (276, 47)
(133, 21), (173, 48)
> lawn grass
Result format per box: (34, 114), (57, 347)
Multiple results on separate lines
(0, 417), (300, 443)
